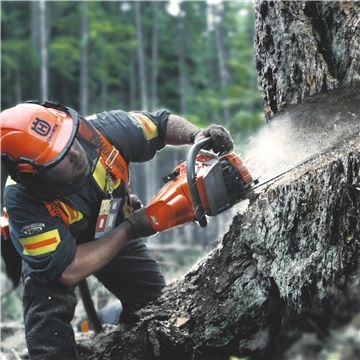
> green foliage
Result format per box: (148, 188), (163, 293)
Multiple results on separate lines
(49, 37), (80, 80)
(1, 0), (263, 144)
(1, 1), (38, 103)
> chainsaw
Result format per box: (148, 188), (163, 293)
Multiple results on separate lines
(144, 137), (257, 231)
(144, 130), (359, 232)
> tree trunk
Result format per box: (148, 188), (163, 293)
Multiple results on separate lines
(31, 1), (40, 99)
(79, 1), (89, 115)
(39, 0), (48, 101)
(129, 50), (137, 109)
(151, 2), (158, 111)
(14, 67), (21, 104)
(213, 5), (230, 125)
(133, 1), (158, 204)
(204, 2), (216, 124)
(178, 4), (187, 115)
(254, 1), (360, 119)
(134, 1), (148, 111)
(77, 2), (360, 359)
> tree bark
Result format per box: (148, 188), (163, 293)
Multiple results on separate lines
(254, 1), (360, 119)
(213, 4), (230, 125)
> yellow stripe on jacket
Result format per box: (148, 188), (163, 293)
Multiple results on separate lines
(129, 112), (158, 140)
(20, 229), (61, 256)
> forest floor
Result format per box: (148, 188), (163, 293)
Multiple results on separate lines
(2, 289), (360, 360)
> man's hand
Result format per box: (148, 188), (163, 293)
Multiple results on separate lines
(129, 194), (142, 210)
(194, 124), (234, 154)
(126, 208), (156, 239)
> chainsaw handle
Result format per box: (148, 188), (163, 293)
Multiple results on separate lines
(186, 137), (213, 227)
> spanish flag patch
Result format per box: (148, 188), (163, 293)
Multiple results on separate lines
(130, 112), (158, 140)
(20, 229), (61, 256)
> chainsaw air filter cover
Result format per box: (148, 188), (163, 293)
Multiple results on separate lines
(200, 155), (251, 216)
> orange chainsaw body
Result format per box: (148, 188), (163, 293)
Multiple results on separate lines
(145, 149), (253, 232)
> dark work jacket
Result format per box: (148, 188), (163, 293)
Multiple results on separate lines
(4, 109), (170, 283)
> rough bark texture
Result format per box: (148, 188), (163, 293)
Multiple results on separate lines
(254, 1), (360, 119)
(77, 88), (360, 359)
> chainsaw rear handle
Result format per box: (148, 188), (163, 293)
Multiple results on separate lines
(186, 137), (213, 227)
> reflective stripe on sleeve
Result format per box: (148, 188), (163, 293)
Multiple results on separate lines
(20, 229), (61, 256)
(129, 112), (158, 140)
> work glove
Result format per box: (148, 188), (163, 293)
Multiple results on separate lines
(125, 207), (156, 239)
(194, 124), (234, 154)
(129, 193), (142, 210)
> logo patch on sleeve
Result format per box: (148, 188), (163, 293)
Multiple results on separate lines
(21, 223), (45, 235)
(20, 229), (61, 256)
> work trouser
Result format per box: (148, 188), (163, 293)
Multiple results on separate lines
(23, 239), (166, 360)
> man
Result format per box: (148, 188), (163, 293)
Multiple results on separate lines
(0, 100), (233, 359)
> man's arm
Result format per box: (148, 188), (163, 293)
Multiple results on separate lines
(165, 114), (200, 145)
(59, 221), (132, 287)
(165, 114), (234, 154)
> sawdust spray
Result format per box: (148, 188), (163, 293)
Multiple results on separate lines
(239, 116), (360, 183)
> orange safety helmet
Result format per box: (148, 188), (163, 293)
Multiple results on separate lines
(0, 101), (79, 175)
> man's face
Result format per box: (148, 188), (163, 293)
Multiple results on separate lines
(45, 138), (91, 184)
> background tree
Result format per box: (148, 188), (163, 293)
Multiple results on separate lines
(79, 1), (89, 115)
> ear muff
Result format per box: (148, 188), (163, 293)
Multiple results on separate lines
(1, 156), (39, 186)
